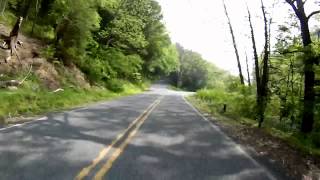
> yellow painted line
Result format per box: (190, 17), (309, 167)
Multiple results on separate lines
(75, 97), (162, 180)
(93, 99), (162, 180)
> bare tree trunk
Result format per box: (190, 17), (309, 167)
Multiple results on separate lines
(0, 65), (32, 88)
(258, 0), (270, 128)
(285, 0), (319, 133)
(222, 0), (244, 85)
(245, 52), (251, 86)
(9, 17), (23, 56)
(247, 5), (262, 124)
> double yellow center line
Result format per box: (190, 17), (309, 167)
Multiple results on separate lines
(75, 96), (163, 180)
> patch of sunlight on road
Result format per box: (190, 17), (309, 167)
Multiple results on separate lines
(132, 133), (186, 147)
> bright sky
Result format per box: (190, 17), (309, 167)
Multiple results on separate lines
(156, 0), (319, 75)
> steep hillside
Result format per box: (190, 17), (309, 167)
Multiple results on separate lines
(0, 22), (146, 126)
(0, 23), (89, 90)
(0, 0), (179, 125)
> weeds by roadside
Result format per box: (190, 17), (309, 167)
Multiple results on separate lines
(187, 95), (320, 180)
(0, 82), (147, 126)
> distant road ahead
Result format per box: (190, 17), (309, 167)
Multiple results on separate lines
(0, 84), (286, 180)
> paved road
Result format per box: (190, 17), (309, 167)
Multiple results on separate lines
(0, 85), (287, 180)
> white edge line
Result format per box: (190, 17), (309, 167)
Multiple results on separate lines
(0, 95), (161, 132)
(182, 96), (278, 180)
(0, 116), (49, 131)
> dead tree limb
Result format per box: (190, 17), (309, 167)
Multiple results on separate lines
(3, 16), (23, 63)
(245, 52), (251, 86)
(0, 65), (32, 88)
(222, 0), (245, 85)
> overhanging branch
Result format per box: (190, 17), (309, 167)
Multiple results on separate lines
(307, 10), (320, 20)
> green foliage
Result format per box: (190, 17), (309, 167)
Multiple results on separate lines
(189, 25), (320, 154)
(105, 13), (148, 51)
(52, 0), (101, 63)
(0, 11), (16, 25)
(105, 79), (125, 93)
(311, 132), (320, 148)
(171, 44), (209, 91)
(148, 44), (179, 76)
(1, 0), (178, 82)
(196, 87), (256, 119)
(40, 45), (56, 59)
(80, 47), (143, 84)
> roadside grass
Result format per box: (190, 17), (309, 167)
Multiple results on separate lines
(187, 95), (320, 157)
(0, 82), (147, 125)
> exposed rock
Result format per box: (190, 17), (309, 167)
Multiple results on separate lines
(7, 86), (18, 91)
(0, 23), (90, 90)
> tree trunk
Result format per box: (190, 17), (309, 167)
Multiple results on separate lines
(245, 52), (251, 86)
(300, 20), (315, 133)
(258, 0), (270, 127)
(223, 0), (244, 85)
(7, 16), (23, 62)
(285, 0), (317, 133)
(247, 6), (262, 124)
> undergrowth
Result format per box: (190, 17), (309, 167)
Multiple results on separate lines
(188, 94), (320, 157)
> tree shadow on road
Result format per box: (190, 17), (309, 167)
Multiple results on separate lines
(0, 94), (158, 180)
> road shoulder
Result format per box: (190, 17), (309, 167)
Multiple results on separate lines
(185, 96), (296, 180)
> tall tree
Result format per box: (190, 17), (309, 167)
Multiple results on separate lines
(222, 0), (244, 85)
(247, 1), (271, 127)
(245, 52), (251, 86)
(173, 44), (208, 91)
(258, 0), (271, 127)
(285, 0), (320, 133)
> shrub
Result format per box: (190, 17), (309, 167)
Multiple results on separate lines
(105, 79), (125, 93)
(196, 88), (256, 118)
(311, 132), (320, 148)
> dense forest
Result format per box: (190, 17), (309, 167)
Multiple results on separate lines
(0, 0), (182, 120)
(0, 0), (179, 85)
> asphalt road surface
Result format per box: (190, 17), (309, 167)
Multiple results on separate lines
(0, 84), (288, 180)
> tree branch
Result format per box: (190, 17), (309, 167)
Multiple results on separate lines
(307, 10), (320, 20)
(19, 65), (33, 85)
(286, 0), (297, 5)
(285, 0), (299, 14)
(303, 0), (307, 5)
(0, 65), (32, 88)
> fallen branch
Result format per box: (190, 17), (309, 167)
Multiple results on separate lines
(52, 88), (64, 93)
(19, 65), (33, 85)
(0, 65), (33, 88)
